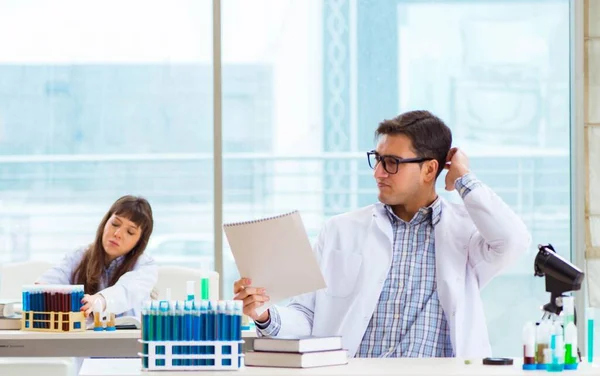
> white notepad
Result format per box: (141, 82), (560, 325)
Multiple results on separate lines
(224, 211), (326, 315)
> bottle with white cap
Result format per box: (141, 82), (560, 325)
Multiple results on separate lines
(547, 321), (565, 372)
(562, 296), (578, 370)
(537, 320), (551, 369)
(522, 321), (536, 370)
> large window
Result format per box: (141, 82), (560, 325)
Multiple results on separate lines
(0, 0), (214, 270)
(0, 0), (571, 357)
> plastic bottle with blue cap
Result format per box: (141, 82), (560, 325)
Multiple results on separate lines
(547, 321), (565, 372)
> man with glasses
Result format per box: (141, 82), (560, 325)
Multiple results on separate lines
(234, 110), (530, 358)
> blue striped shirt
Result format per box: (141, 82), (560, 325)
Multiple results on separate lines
(355, 196), (452, 357)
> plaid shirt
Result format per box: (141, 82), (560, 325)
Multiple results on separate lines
(257, 174), (481, 358)
(356, 195), (451, 357)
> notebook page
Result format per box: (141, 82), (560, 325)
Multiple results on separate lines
(224, 211), (326, 315)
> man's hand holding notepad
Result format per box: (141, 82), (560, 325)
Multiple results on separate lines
(224, 211), (326, 316)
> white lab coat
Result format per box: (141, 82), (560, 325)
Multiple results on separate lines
(270, 183), (531, 358)
(37, 248), (158, 317)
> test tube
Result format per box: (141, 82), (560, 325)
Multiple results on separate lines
(186, 281), (195, 301)
(233, 300), (243, 367)
(199, 300), (209, 366)
(173, 301), (183, 366)
(588, 308), (594, 364)
(222, 300), (234, 366)
(183, 300), (193, 366)
(191, 300), (204, 366)
(141, 300), (151, 369)
(201, 278), (209, 300)
(157, 300), (169, 366)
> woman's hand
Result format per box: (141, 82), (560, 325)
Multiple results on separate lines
(81, 293), (106, 317)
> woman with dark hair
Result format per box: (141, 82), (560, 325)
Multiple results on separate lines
(37, 195), (157, 318)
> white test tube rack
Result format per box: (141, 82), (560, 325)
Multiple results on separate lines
(139, 340), (244, 371)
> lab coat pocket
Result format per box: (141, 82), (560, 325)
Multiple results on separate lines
(322, 250), (362, 298)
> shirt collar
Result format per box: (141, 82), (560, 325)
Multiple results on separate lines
(384, 196), (442, 226)
(105, 254), (125, 275)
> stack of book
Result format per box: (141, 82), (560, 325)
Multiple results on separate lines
(0, 300), (21, 330)
(245, 336), (348, 368)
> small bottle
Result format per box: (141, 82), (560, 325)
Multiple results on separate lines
(562, 297), (578, 370)
(547, 321), (565, 372)
(105, 312), (116, 331)
(523, 321), (536, 370)
(564, 321), (577, 370)
(92, 298), (104, 332)
(537, 321), (550, 369)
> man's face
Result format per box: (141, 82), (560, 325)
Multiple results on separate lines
(373, 134), (429, 206)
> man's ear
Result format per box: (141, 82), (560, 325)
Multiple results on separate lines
(423, 159), (439, 183)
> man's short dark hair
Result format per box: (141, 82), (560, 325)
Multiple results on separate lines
(375, 110), (452, 177)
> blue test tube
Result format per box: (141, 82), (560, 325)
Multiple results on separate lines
(22, 286), (28, 327)
(141, 301), (151, 369)
(192, 300), (202, 366)
(150, 300), (159, 361)
(75, 285), (84, 312)
(217, 301), (227, 365)
(233, 300), (243, 367)
(31, 287), (35, 328)
(173, 301), (184, 366)
(199, 300), (209, 366)
(157, 300), (169, 366)
(183, 300), (193, 366)
(22, 286), (28, 312)
(222, 301), (233, 366)
(208, 300), (218, 366)
(588, 308), (594, 364)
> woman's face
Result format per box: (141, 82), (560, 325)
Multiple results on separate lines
(102, 214), (142, 263)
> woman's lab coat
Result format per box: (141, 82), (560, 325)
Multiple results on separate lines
(37, 248), (158, 317)
(271, 183), (531, 358)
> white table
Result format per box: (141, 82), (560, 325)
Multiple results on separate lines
(79, 358), (600, 376)
(0, 330), (257, 357)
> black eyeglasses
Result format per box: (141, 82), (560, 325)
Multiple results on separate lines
(367, 150), (433, 174)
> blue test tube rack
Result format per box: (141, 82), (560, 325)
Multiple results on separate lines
(139, 299), (244, 371)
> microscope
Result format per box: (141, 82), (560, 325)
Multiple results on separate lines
(534, 244), (585, 321)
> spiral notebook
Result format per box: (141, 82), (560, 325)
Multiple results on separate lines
(224, 211), (326, 316)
